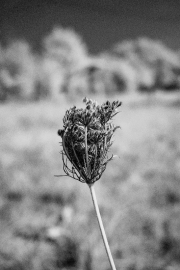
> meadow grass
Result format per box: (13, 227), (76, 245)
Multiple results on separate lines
(0, 96), (180, 270)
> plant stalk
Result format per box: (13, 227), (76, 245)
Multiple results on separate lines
(88, 184), (117, 270)
(85, 126), (90, 178)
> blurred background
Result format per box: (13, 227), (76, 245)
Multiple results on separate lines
(0, 1), (180, 270)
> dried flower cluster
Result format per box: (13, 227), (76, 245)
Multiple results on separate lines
(58, 97), (121, 184)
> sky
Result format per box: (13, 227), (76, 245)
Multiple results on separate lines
(0, 0), (180, 53)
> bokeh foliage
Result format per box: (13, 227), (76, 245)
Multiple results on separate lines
(0, 28), (180, 102)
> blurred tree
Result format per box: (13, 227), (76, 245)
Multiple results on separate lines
(0, 40), (37, 101)
(111, 37), (180, 92)
(43, 27), (88, 70)
(42, 27), (88, 99)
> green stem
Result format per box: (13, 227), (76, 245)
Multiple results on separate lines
(88, 184), (117, 270)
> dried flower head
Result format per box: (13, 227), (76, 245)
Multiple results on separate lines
(57, 98), (122, 184)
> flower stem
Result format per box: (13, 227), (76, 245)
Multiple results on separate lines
(88, 184), (117, 270)
(85, 126), (90, 178)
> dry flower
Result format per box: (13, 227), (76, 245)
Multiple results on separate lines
(57, 97), (122, 184)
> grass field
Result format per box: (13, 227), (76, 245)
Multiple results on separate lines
(0, 93), (180, 270)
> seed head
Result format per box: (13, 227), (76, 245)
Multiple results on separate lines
(57, 98), (122, 184)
